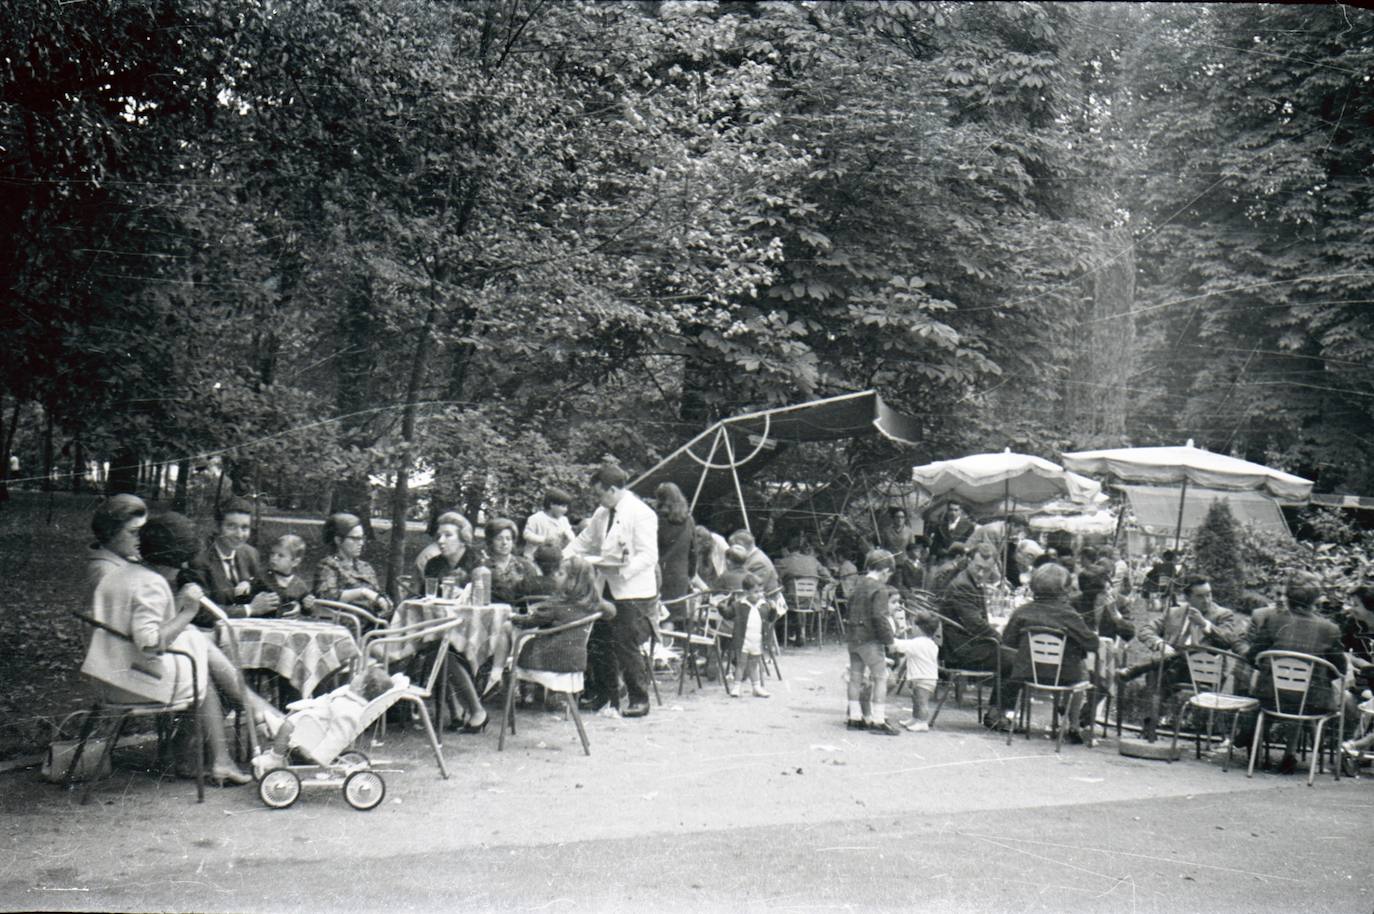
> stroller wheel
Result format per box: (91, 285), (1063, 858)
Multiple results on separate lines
(337, 750), (370, 769)
(343, 770), (386, 811)
(259, 769), (301, 809)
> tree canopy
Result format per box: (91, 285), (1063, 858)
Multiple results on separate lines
(3, 0), (1372, 584)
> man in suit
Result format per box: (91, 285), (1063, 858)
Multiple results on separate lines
(566, 464), (659, 718)
(1243, 571), (1347, 774)
(939, 542), (1019, 727)
(1119, 576), (1247, 687)
(185, 497), (277, 624)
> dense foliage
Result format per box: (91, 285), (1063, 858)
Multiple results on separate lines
(3, 1), (1372, 590)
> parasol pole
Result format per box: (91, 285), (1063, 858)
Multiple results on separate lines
(687, 428), (724, 515)
(1172, 476), (1189, 552)
(720, 426), (750, 534)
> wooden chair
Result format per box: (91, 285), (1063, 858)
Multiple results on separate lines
(1247, 650), (1344, 786)
(1011, 627), (1093, 751)
(1168, 646), (1258, 772)
(498, 612), (603, 756)
(67, 612), (205, 804)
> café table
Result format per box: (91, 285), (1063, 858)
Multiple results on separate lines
(215, 617), (360, 698)
(385, 598), (514, 693)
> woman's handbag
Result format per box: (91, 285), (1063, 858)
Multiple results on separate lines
(41, 739), (113, 782)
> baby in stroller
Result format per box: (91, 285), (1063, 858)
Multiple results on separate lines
(253, 664), (394, 776)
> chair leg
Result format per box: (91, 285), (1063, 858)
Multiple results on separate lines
(1223, 712), (1240, 773)
(930, 678), (951, 728)
(1247, 711), (1265, 778)
(81, 711), (129, 806)
(566, 693), (590, 757)
(645, 642), (663, 707)
(1052, 695), (1064, 753)
(1308, 719), (1325, 787)
(64, 705), (101, 795)
(498, 669), (519, 752)
(405, 696), (449, 778)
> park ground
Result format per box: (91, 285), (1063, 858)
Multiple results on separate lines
(2, 643), (1372, 914)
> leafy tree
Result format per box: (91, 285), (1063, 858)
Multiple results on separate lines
(1192, 499), (1245, 607)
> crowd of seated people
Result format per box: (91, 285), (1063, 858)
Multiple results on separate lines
(76, 478), (1374, 788)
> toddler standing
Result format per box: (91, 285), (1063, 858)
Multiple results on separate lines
(725, 573), (775, 698)
(893, 610), (940, 731)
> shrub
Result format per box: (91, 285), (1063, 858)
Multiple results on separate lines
(1191, 499), (1246, 606)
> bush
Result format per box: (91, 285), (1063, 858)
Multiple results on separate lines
(1191, 499), (1246, 606)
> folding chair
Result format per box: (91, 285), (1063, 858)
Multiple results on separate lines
(67, 612), (205, 804)
(312, 598), (388, 643)
(1169, 646), (1258, 772)
(1011, 627), (1092, 751)
(1247, 650), (1344, 786)
(499, 611), (603, 755)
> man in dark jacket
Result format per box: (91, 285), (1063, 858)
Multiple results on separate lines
(1243, 571), (1347, 774)
(939, 542), (1018, 726)
(1000, 562), (1101, 743)
(184, 496), (276, 624)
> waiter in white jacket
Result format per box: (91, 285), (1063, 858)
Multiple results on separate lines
(565, 464), (659, 718)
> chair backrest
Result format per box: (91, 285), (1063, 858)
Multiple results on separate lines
(1254, 649), (1342, 719)
(697, 605), (725, 643)
(1181, 646), (1248, 696)
(1024, 627), (1068, 687)
(786, 576), (820, 611)
(363, 615), (467, 694)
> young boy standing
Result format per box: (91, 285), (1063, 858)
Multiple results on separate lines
(845, 549), (900, 735)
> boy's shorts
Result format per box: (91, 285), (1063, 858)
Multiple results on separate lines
(910, 679), (937, 696)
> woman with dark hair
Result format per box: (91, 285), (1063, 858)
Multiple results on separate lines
(654, 482), (695, 623)
(483, 517), (538, 605)
(82, 510), (279, 785)
(313, 513), (392, 617)
(87, 494), (149, 595)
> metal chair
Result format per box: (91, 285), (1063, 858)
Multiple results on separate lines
(358, 617), (461, 777)
(818, 579), (845, 641)
(67, 612), (206, 804)
(1011, 627), (1093, 751)
(498, 611), (603, 756)
(659, 593), (728, 695)
(930, 635), (1001, 729)
(1168, 646), (1258, 772)
(1247, 650), (1344, 786)
(311, 598), (388, 644)
(782, 576), (821, 646)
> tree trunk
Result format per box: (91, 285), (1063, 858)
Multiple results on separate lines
(40, 407), (55, 492)
(173, 457), (191, 512)
(71, 437), (85, 492)
(0, 393), (16, 504)
(331, 274), (379, 533)
(384, 298), (442, 600)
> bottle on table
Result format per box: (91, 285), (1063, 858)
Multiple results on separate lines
(471, 566), (491, 605)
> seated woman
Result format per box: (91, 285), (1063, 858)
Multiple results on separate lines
(419, 512), (480, 595)
(482, 517), (538, 605)
(313, 512), (393, 620)
(512, 557), (614, 700)
(82, 505), (281, 785)
(406, 511), (490, 734)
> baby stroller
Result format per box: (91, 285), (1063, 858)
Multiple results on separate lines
(256, 672), (438, 811)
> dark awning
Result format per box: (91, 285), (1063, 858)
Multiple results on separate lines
(1120, 484), (1290, 538)
(629, 390), (921, 515)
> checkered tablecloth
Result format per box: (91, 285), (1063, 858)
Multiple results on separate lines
(217, 618), (360, 698)
(390, 599), (513, 690)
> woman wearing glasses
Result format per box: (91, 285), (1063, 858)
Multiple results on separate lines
(313, 512), (393, 617)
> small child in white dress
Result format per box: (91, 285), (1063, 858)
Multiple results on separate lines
(727, 574), (774, 698)
(892, 610), (940, 731)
